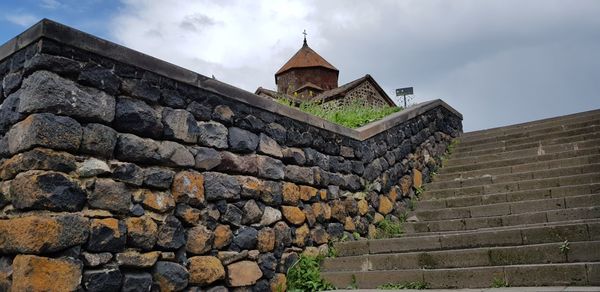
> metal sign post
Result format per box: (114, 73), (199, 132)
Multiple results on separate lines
(395, 87), (414, 108)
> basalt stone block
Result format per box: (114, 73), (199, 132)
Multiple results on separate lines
(89, 179), (132, 214)
(143, 167), (175, 189)
(0, 147), (76, 180)
(186, 225), (214, 255)
(122, 272), (153, 292)
(274, 221), (292, 248)
(2, 72), (23, 98)
(88, 218), (127, 252)
(156, 215), (186, 250)
(112, 162), (144, 186)
(264, 122), (286, 144)
(257, 155), (284, 180)
(12, 255), (83, 292)
(115, 133), (161, 164)
(160, 88), (187, 109)
(204, 172), (241, 201)
(158, 141), (195, 167)
(238, 176), (262, 199)
(114, 96), (163, 139)
(198, 121), (228, 149)
(227, 260), (263, 287)
(152, 261), (189, 292)
(214, 224), (233, 249)
(162, 108), (199, 143)
(187, 101), (212, 121)
(258, 133), (283, 158)
(221, 204), (243, 227)
(284, 165), (314, 185)
(116, 251), (160, 268)
(78, 158), (110, 177)
(237, 114), (265, 132)
(0, 91), (24, 135)
(303, 148), (329, 170)
(228, 127), (258, 153)
(0, 136), (8, 158)
(242, 199), (262, 225)
(258, 253), (277, 279)
(175, 203), (202, 226)
(6, 113), (82, 154)
(81, 123), (117, 158)
(212, 105), (234, 124)
(193, 146), (221, 170)
(23, 54), (81, 78)
(10, 170), (86, 212)
(0, 215), (89, 254)
(125, 216), (158, 250)
(172, 170), (205, 206)
(121, 79), (161, 103)
(259, 206), (282, 226)
(78, 63), (121, 95)
(188, 256), (226, 286)
(18, 71), (116, 123)
(217, 151), (258, 175)
(83, 268), (123, 292)
(260, 181), (283, 206)
(282, 147), (306, 165)
(137, 189), (175, 213)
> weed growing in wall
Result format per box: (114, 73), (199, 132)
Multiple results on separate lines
(286, 255), (335, 292)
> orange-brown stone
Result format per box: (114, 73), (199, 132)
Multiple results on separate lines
(172, 170), (204, 206)
(293, 224), (310, 247)
(12, 255), (82, 292)
(319, 189), (328, 200)
(344, 217), (356, 231)
(139, 189), (175, 213)
(312, 202), (331, 221)
(270, 273), (287, 292)
(257, 227), (275, 252)
(388, 186), (399, 203)
(281, 206), (305, 225)
(125, 216), (158, 250)
(0, 215), (88, 254)
(299, 185), (318, 201)
(378, 195), (393, 215)
(188, 256), (225, 285)
(330, 200), (347, 222)
(186, 225), (214, 255)
(413, 169), (423, 188)
(400, 175), (412, 195)
(282, 182), (300, 204)
(357, 199), (369, 215)
(213, 224), (233, 249)
(227, 260), (263, 287)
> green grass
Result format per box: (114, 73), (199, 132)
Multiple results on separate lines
(287, 255), (335, 292)
(375, 218), (404, 239)
(277, 98), (402, 129)
(377, 281), (429, 289)
(491, 277), (509, 288)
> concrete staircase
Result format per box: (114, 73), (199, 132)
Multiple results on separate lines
(321, 109), (600, 289)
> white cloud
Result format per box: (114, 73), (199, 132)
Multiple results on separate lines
(40, 0), (61, 9)
(110, 0), (600, 131)
(4, 13), (38, 27)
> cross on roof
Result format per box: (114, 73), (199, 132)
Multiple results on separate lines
(303, 29), (307, 45)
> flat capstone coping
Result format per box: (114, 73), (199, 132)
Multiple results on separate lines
(0, 19), (463, 141)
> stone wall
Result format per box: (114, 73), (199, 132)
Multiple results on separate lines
(0, 20), (462, 291)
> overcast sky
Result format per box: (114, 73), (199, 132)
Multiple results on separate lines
(2, 0), (600, 131)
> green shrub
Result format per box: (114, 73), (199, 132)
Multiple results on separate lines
(378, 281), (428, 289)
(277, 98), (401, 129)
(491, 277), (509, 288)
(375, 218), (404, 239)
(286, 255), (335, 292)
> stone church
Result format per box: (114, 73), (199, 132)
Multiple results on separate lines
(256, 36), (396, 108)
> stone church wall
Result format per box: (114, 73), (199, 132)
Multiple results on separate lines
(0, 21), (462, 291)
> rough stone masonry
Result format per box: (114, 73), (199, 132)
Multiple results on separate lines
(0, 20), (462, 291)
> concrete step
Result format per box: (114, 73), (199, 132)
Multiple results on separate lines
(329, 287), (600, 292)
(461, 109), (600, 142)
(405, 206), (600, 233)
(440, 147), (600, 175)
(413, 193), (600, 221)
(458, 111), (600, 145)
(422, 172), (600, 200)
(334, 219), (600, 257)
(446, 136), (600, 168)
(321, 262), (600, 289)
(434, 154), (600, 182)
(418, 184), (600, 210)
(454, 130), (600, 159)
(322, 241), (600, 272)
(427, 163), (600, 191)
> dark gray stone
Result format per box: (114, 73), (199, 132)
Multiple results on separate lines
(212, 105), (234, 124)
(0, 148), (77, 180)
(344, 174), (362, 192)
(304, 148), (329, 170)
(130, 204), (145, 217)
(23, 54), (81, 78)
(115, 133), (161, 164)
(193, 147), (221, 170)
(143, 167), (175, 189)
(10, 170), (86, 212)
(80, 123), (117, 158)
(156, 215), (186, 250)
(152, 261), (189, 292)
(160, 89), (186, 109)
(197, 121), (228, 149)
(233, 226), (258, 250)
(186, 101), (212, 121)
(162, 108), (199, 143)
(284, 165), (314, 185)
(242, 199), (262, 225)
(112, 162), (144, 186)
(114, 96), (163, 139)
(122, 79), (161, 103)
(122, 272), (153, 292)
(327, 223), (344, 239)
(281, 147), (306, 165)
(258, 253), (277, 279)
(216, 151), (258, 175)
(274, 221), (292, 248)
(221, 204), (243, 227)
(78, 63), (121, 95)
(87, 219), (127, 252)
(18, 71), (115, 123)
(0, 92), (23, 135)
(158, 141), (195, 167)
(257, 155), (284, 180)
(6, 113), (82, 154)
(204, 172), (241, 201)
(258, 133), (283, 158)
(89, 179), (132, 214)
(83, 268), (123, 292)
(264, 122), (286, 144)
(260, 181), (283, 206)
(228, 127), (258, 153)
